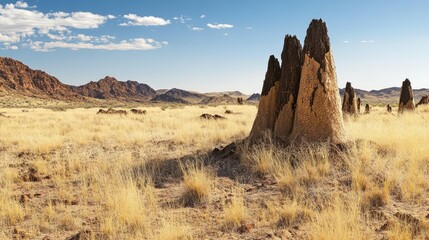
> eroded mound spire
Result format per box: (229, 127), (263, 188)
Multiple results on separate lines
(290, 19), (346, 144)
(398, 78), (415, 113)
(261, 55), (281, 96)
(274, 35), (303, 139)
(249, 55), (281, 139)
(342, 82), (358, 115)
(303, 19), (330, 70)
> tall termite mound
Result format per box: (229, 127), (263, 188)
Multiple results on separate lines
(249, 55), (281, 139)
(342, 82), (358, 115)
(250, 19), (346, 144)
(274, 35), (303, 139)
(398, 79), (415, 113)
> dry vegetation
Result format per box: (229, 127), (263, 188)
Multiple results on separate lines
(0, 104), (429, 239)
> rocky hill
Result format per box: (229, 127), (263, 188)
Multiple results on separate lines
(0, 57), (81, 100)
(151, 93), (191, 104)
(199, 94), (239, 105)
(161, 88), (206, 103)
(339, 87), (429, 105)
(73, 76), (156, 101)
(246, 93), (261, 102)
(205, 91), (248, 98)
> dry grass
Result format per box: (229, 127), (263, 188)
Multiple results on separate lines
(181, 160), (213, 206)
(0, 104), (428, 239)
(223, 190), (246, 229)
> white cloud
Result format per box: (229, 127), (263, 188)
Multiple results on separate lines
(344, 40), (349, 44)
(97, 35), (115, 43)
(361, 40), (375, 43)
(46, 32), (115, 43)
(200, 15), (206, 19)
(0, 2), (108, 42)
(245, 26), (253, 30)
(121, 14), (170, 26)
(15, 1), (28, 8)
(191, 27), (204, 31)
(2, 42), (19, 50)
(223, 33), (229, 36)
(0, 33), (20, 42)
(47, 33), (66, 40)
(29, 38), (167, 51)
(76, 34), (92, 41)
(0, 2), (167, 52)
(207, 23), (233, 29)
(173, 15), (191, 24)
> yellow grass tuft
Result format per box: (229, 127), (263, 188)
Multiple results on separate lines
(223, 191), (246, 229)
(181, 160), (213, 206)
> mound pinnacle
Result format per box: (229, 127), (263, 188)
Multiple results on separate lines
(398, 78), (415, 113)
(274, 35), (304, 139)
(342, 82), (358, 115)
(249, 55), (281, 140)
(289, 19), (346, 144)
(261, 55), (281, 96)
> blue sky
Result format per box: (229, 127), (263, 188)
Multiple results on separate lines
(1, 0), (429, 94)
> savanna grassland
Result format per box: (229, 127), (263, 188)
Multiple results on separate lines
(0, 104), (429, 239)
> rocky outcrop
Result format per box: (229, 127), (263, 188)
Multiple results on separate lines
(398, 79), (415, 113)
(342, 82), (358, 114)
(289, 19), (346, 144)
(274, 35), (303, 139)
(163, 88), (205, 100)
(250, 19), (346, 144)
(0, 57), (80, 100)
(200, 113), (226, 120)
(416, 95), (428, 107)
(249, 55), (281, 139)
(199, 94), (238, 105)
(151, 93), (190, 104)
(74, 76), (156, 101)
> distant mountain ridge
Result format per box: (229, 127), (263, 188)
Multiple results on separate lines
(73, 76), (156, 101)
(1, 57), (428, 105)
(339, 87), (429, 104)
(0, 57), (80, 100)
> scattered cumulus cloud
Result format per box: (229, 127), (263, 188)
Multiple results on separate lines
(191, 27), (204, 31)
(173, 15), (192, 24)
(46, 32), (116, 43)
(120, 14), (171, 26)
(14, 1), (28, 8)
(29, 38), (167, 51)
(344, 40), (349, 44)
(207, 23), (234, 29)
(223, 33), (229, 36)
(200, 15), (206, 19)
(0, 2), (108, 43)
(76, 34), (91, 41)
(107, 15), (116, 19)
(361, 40), (375, 43)
(2, 42), (18, 50)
